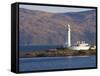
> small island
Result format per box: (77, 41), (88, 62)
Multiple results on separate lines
(19, 48), (96, 58)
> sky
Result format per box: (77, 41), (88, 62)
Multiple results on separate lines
(19, 4), (95, 13)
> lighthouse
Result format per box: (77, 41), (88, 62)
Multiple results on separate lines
(67, 24), (71, 47)
(64, 24), (71, 47)
(64, 24), (90, 50)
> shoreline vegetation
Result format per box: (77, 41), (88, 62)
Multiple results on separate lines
(19, 48), (96, 58)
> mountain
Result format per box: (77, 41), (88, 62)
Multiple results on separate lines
(19, 8), (96, 46)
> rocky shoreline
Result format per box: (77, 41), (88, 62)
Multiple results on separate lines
(19, 48), (96, 58)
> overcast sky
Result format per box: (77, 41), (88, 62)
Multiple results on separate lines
(19, 4), (95, 13)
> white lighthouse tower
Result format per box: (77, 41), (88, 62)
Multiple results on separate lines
(67, 24), (71, 47)
(64, 24), (71, 47)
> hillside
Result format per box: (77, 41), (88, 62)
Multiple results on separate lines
(19, 8), (96, 46)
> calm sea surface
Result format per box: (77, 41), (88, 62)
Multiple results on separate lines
(19, 55), (96, 72)
(19, 45), (63, 51)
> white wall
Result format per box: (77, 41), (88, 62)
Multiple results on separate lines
(0, 0), (99, 76)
